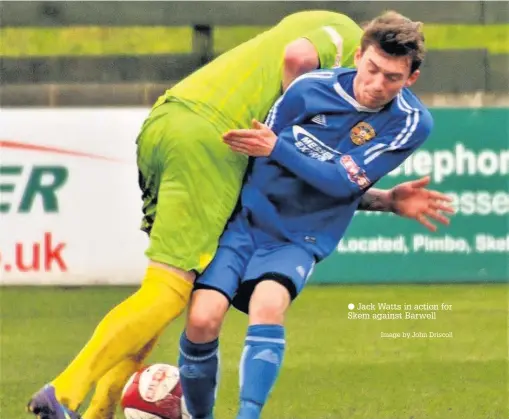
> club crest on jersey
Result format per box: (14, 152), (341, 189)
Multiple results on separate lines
(350, 122), (376, 146)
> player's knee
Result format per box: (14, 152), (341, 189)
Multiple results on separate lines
(187, 310), (223, 343)
(249, 300), (286, 325)
(249, 280), (291, 325)
(186, 290), (228, 343)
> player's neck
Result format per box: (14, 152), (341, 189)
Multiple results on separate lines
(352, 75), (361, 104)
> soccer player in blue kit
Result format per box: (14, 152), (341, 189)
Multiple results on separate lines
(177, 12), (447, 419)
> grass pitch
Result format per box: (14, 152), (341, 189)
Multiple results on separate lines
(0, 284), (507, 419)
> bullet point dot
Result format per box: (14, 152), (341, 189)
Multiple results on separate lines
(348, 303), (355, 310)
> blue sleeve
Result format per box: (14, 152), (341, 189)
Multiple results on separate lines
(264, 94), (303, 134)
(265, 71), (336, 134)
(270, 111), (433, 200)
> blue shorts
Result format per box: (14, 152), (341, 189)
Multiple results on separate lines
(195, 211), (316, 314)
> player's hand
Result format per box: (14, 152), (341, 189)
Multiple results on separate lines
(223, 119), (277, 157)
(390, 176), (455, 232)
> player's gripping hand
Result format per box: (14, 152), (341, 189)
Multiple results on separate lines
(223, 119), (277, 157)
(390, 176), (455, 232)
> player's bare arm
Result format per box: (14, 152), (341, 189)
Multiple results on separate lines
(282, 39), (320, 92)
(358, 177), (455, 232)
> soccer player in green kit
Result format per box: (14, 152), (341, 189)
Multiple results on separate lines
(28, 11), (454, 419)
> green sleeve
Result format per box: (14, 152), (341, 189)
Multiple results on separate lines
(303, 22), (362, 69)
(302, 26), (343, 69)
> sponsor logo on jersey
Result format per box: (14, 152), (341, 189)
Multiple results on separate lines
(340, 155), (371, 189)
(292, 125), (337, 162)
(350, 121), (376, 145)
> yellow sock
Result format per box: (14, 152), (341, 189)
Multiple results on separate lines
(52, 266), (192, 411)
(82, 333), (161, 419)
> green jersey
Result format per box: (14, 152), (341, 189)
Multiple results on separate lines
(155, 11), (363, 133)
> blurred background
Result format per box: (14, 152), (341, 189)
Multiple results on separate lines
(1, 0), (507, 285)
(0, 2), (508, 419)
(1, 1), (508, 105)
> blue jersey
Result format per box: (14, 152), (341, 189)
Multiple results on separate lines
(239, 67), (433, 261)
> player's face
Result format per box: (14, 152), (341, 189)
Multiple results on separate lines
(353, 45), (420, 109)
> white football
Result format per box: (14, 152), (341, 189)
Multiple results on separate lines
(121, 363), (190, 419)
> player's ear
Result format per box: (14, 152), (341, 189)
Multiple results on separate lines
(405, 69), (420, 87)
(353, 47), (362, 68)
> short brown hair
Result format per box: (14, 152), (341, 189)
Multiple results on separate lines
(361, 11), (426, 74)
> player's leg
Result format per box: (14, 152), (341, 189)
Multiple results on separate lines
(179, 219), (254, 419)
(28, 103), (247, 419)
(80, 101), (247, 419)
(27, 104), (196, 418)
(179, 289), (229, 419)
(27, 263), (191, 419)
(232, 245), (315, 419)
(80, 308), (167, 419)
(27, 263), (192, 417)
(82, 333), (160, 419)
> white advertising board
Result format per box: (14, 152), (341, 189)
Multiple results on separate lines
(0, 108), (152, 285)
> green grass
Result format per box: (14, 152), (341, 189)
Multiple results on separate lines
(0, 25), (508, 57)
(0, 284), (507, 419)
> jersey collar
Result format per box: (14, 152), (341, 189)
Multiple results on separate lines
(333, 81), (384, 113)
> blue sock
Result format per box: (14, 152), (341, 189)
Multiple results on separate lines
(237, 324), (286, 419)
(178, 331), (219, 419)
